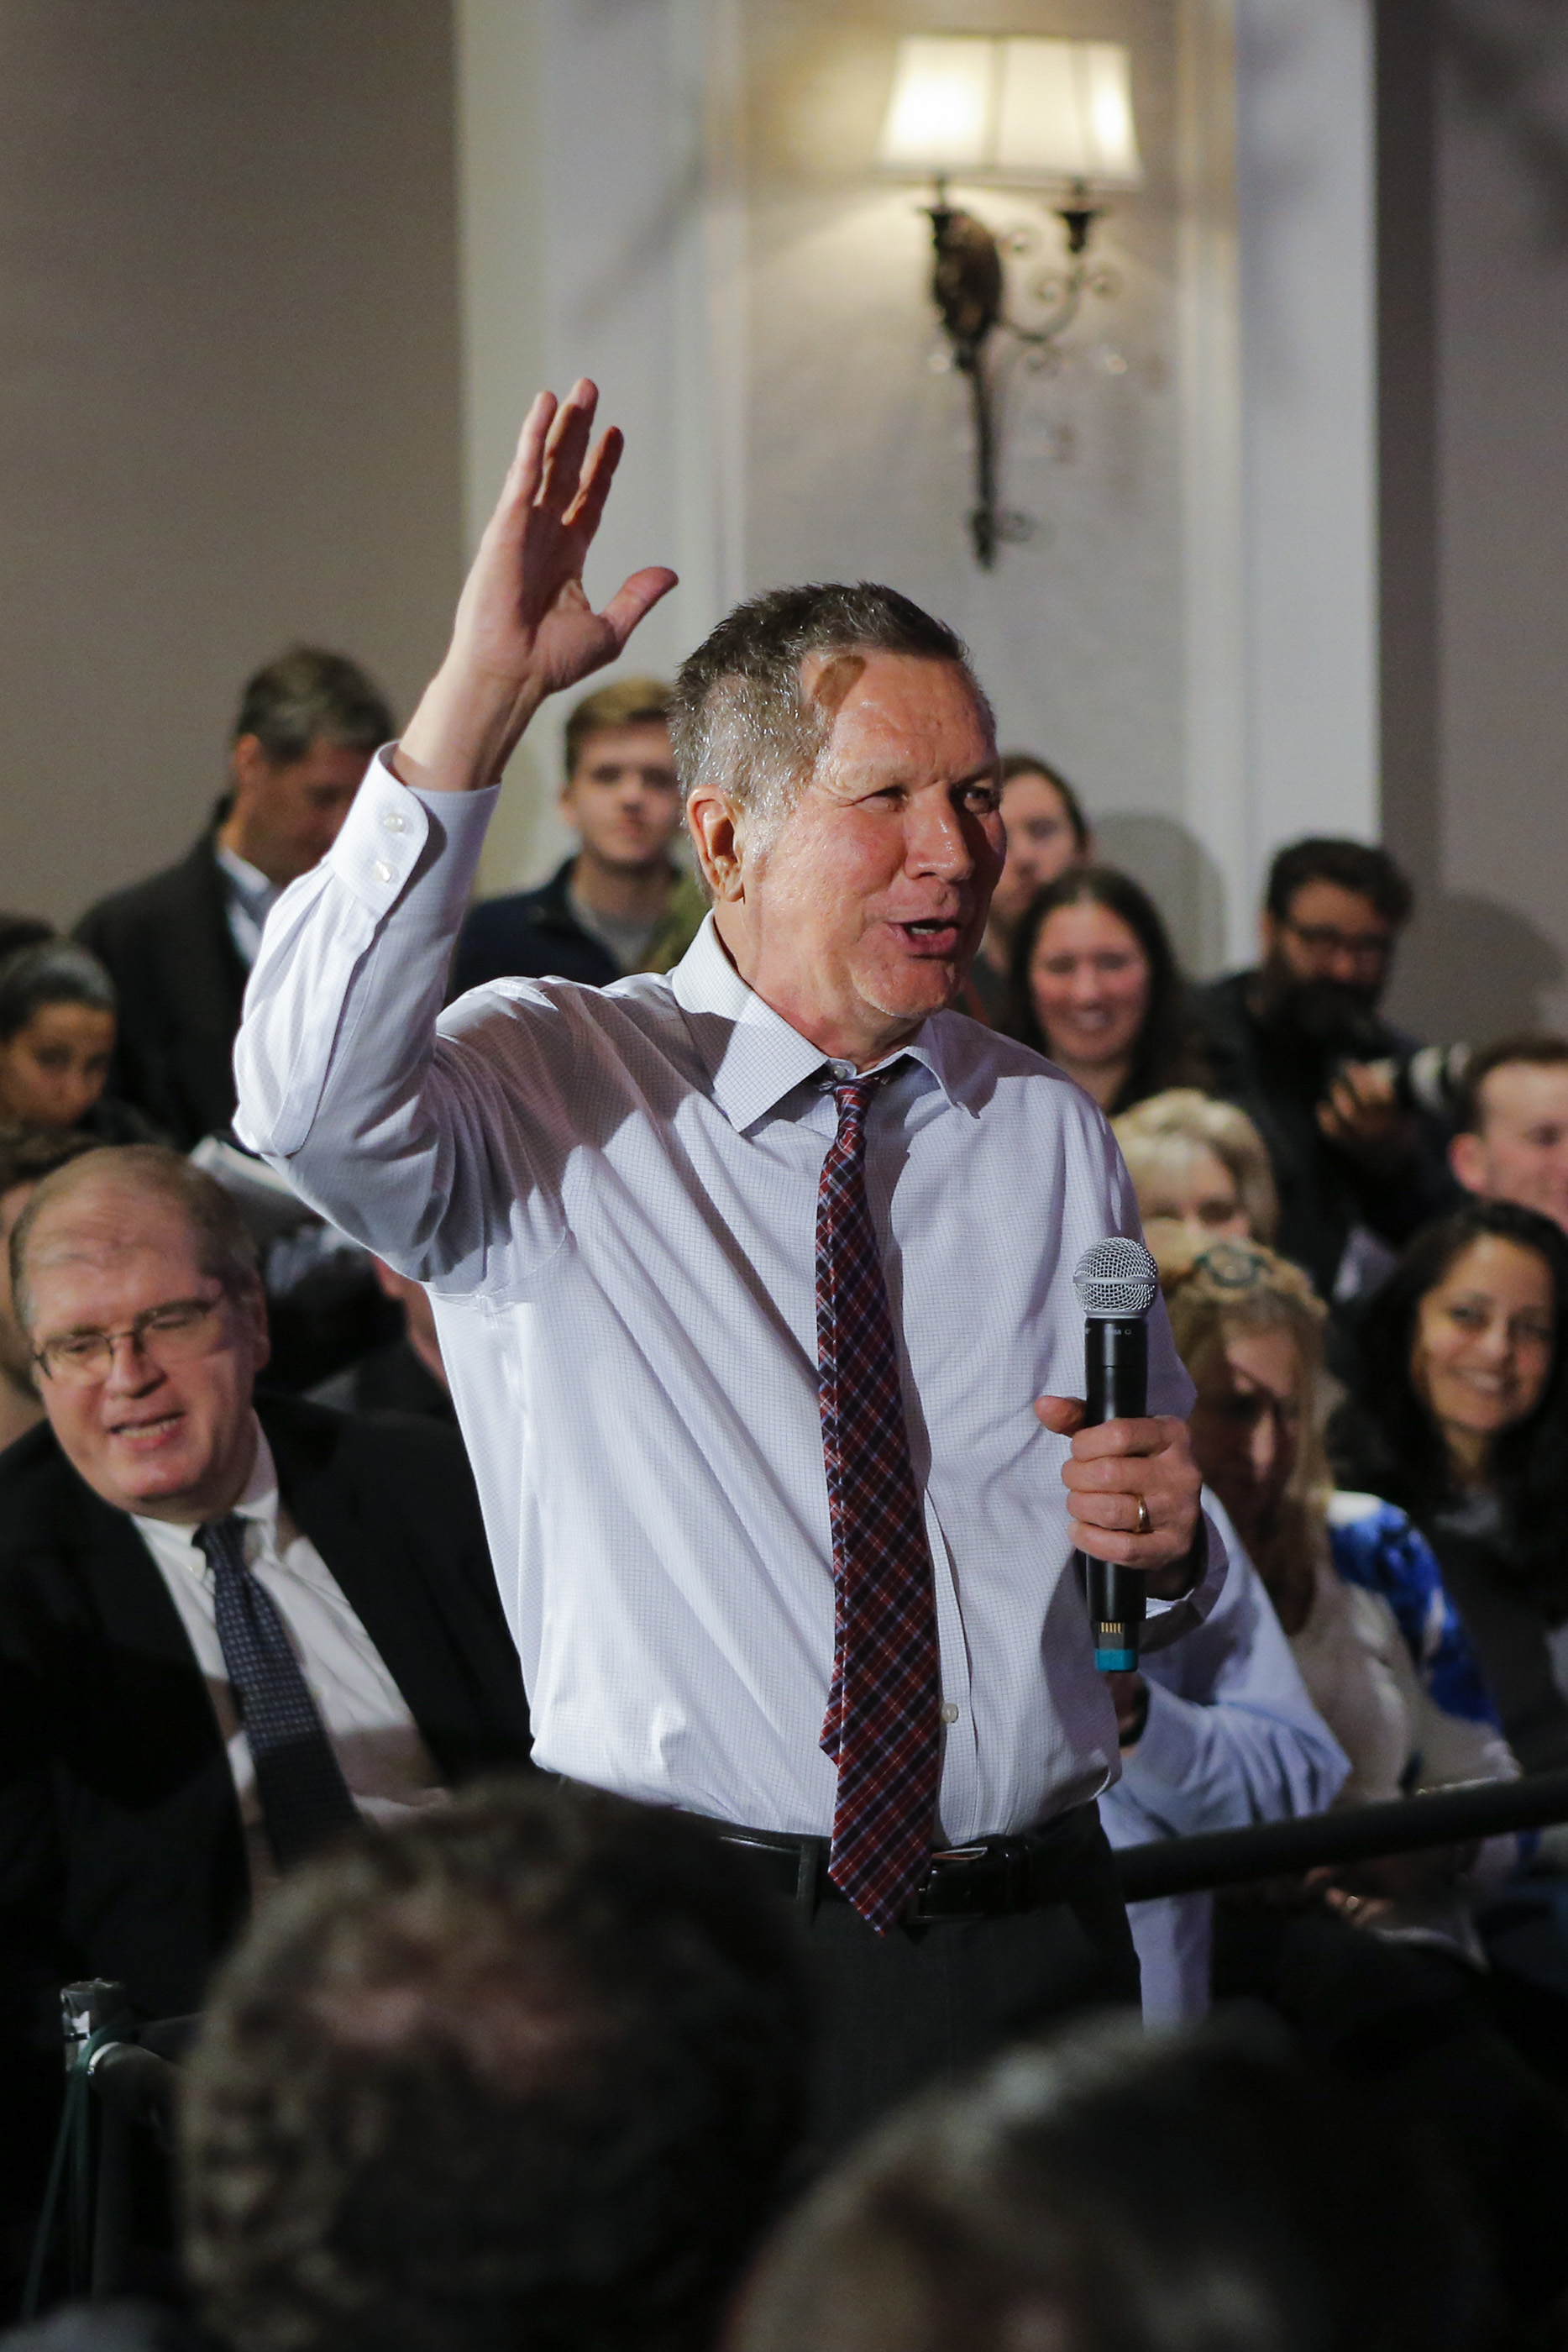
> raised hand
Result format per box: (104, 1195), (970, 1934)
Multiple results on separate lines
(397, 381), (679, 796)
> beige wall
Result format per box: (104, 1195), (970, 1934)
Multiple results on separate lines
(0, 0), (464, 929)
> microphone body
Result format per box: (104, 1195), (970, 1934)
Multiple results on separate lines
(1081, 1315), (1148, 1672)
(1069, 1237), (1161, 1675)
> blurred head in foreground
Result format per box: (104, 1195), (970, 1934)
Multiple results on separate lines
(733, 2018), (1477, 2352)
(181, 1777), (808, 2352)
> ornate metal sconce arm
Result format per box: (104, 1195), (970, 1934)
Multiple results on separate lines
(923, 179), (1107, 569)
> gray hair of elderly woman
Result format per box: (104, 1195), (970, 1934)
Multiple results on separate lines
(732, 2018), (1479, 2352)
(669, 582), (994, 847)
(1112, 1088), (1279, 1246)
(9, 1143), (259, 1336)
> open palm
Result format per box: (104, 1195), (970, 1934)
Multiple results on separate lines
(401, 380), (678, 793)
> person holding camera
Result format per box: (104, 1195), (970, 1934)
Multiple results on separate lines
(1193, 839), (1460, 1302)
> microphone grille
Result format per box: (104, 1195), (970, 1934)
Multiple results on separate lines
(1072, 1236), (1160, 1319)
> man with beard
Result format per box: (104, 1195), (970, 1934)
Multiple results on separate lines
(1193, 838), (1460, 1301)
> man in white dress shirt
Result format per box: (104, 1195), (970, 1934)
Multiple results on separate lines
(234, 381), (1217, 2146)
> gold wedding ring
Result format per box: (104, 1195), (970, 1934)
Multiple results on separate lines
(1135, 1497), (1151, 1536)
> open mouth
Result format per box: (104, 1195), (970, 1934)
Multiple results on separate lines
(108, 1409), (186, 1451)
(895, 918), (962, 954)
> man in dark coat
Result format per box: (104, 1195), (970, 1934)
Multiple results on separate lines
(1193, 837), (1460, 1301)
(0, 1144), (528, 2289)
(75, 649), (393, 1147)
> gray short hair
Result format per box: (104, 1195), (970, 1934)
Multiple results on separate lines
(669, 583), (994, 843)
(11, 1143), (260, 1336)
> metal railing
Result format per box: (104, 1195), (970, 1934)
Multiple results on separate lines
(1112, 1764), (1568, 1904)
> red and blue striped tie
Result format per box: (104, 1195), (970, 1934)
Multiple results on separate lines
(815, 1074), (943, 1932)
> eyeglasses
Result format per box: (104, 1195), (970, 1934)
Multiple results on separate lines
(1191, 1241), (1273, 1291)
(1281, 918), (1393, 968)
(34, 1294), (228, 1387)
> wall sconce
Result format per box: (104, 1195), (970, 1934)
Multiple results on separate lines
(878, 35), (1142, 569)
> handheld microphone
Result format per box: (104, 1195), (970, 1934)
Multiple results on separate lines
(1071, 1236), (1161, 1673)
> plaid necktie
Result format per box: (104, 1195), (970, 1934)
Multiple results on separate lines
(815, 1074), (943, 1931)
(196, 1515), (361, 1871)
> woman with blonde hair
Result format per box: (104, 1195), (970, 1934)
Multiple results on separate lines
(1113, 1088), (1278, 1246)
(1156, 1231), (1513, 1937)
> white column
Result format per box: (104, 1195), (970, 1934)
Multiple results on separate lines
(1177, 0), (1248, 971)
(1235, 0), (1380, 921)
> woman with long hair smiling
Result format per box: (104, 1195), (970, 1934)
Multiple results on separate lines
(1329, 1197), (1568, 1772)
(1004, 867), (1209, 1116)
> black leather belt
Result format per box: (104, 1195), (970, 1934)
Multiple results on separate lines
(713, 1802), (1100, 1924)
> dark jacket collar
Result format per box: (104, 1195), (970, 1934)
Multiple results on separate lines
(8, 1399), (474, 1777)
(521, 858), (588, 936)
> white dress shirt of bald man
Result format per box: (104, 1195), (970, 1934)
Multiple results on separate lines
(233, 384), (1219, 2138)
(0, 1147), (529, 2026)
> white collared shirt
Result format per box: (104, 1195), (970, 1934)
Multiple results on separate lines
(234, 750), (1221, 1840)
(214, 838), (281, 969)
(134, 1418), (442, 1890)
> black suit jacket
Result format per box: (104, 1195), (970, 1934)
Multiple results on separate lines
(0, 1398), (531, 2026)
(450, 858), (620, 1000)
(1192, 969), (1461, 1299)
(76, 817), (249, 1148)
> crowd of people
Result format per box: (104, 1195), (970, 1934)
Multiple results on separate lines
(8, 398), (1568, 2350)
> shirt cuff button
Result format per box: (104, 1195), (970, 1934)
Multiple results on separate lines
(371, 859), (392, 885)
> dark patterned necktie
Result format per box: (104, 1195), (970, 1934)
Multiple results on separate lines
(196, 1515), (360, 1870)
(815, 1074), (943, 1931)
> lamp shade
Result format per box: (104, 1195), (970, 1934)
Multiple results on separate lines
(878, 34), (1141, 189)
(877, 36), (994, 173)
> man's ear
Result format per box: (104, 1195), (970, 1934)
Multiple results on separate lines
(1449, 1131), (1487, 1197)
(1258, 908), (1278, 961)
(230, 734), (275, 811)
(686, 789), (746, 903)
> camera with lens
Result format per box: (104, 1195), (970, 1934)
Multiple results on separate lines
(1328, 1042), (1472, 1121)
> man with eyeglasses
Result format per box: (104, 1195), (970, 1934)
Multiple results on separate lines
(1193, 838), (1460, 1303)
(0, 1142), (531, 2223)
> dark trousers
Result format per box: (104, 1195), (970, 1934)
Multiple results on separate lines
(797, 1806), (1140, 2160)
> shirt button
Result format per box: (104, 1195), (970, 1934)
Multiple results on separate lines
(380, 810), (407, 833)
(371, 859), (392, 885)
(939, 1702), (959, 1725)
